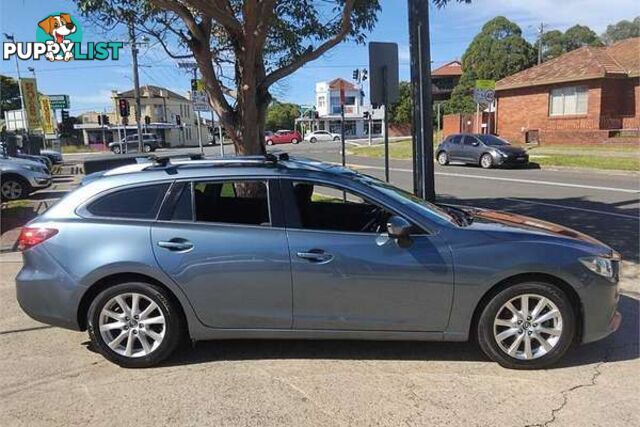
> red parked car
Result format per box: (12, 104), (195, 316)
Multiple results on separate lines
(265, 130), (302, 145)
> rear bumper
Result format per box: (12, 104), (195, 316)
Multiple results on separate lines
(15, 246), (84, 331)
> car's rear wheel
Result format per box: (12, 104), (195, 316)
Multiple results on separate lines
(266, 139), (274, 146)
(333, 136), (341, 141)
(477, 282), (575, 369)
(437, 151), (449, 166)
(112, 145), (122, 155)
(87, 281), (183, 368)
(0, 176), (29, 201)
(143, 144), (152, 153)
(291, 138), (299, 144)
(309, 137), (317, 143)
(480, 153), (493, 169)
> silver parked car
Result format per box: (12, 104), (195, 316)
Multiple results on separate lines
(16, 155), (621, 368)
(109, 133), (160, 154)
(0, 155), (52, 201)
(304, 130), (341, 143)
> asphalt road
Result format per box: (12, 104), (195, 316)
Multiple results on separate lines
(2, 142), (637, 426)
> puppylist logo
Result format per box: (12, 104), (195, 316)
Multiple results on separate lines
(3, 12), (123, 62)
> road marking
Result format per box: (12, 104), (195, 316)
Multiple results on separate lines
(346, 163), (639, 194)
(503, 198), (639, 220)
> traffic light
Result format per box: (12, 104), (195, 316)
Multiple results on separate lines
(61, 109), (69, 121)
(363, 111), (370, 120)
(103, 114), (110, 125)
(118, 99), (130, 117)
(98, 114), (102, 125)
(176, 115), (181, 126)
(352, 69), (359, 80)
(144, 115), (151, 126)
(361, 69), (368, 81)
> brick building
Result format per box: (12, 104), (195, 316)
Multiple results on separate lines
(495, 37), (639, 144)
(432, 60), (463, 102)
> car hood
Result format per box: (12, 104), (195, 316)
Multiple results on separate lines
(459, 207), (610, 251)
(0, 156), (43, 168)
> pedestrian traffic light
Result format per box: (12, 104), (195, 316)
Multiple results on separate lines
(118, 99), (130, 117)
(98, 114), (102, 125)
(144, 115), (151, 125)
(103, 115), (110, 125)
(61, 109), (69, 121)
(352, 69), (359, 80)
(361, 69), (368, 81)
(176, 115), (181, 126)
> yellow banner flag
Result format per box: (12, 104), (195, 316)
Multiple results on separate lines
(20, 78), (41, 130)
(39, 96), (56, 134)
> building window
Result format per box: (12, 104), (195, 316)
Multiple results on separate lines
(344, 96), (356, 106)
(549, 86), (588, 116)
(318, 96), (326, 109)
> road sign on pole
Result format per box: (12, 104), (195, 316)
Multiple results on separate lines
(48, 95), (70, 110)
(473, 80), (496, 105)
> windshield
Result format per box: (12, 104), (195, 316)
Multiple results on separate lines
(477, 134), (510, 146)
(355, 174), (457, 225)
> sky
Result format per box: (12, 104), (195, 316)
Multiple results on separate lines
(1, 0), (638, 117)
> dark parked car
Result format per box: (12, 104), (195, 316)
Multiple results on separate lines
(265, 130), (302, 145)
(109, 133), (160, 154)
(436, 134), (529, 169)
(16, 155), (620, 369)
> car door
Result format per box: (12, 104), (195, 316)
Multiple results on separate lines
(281, 179), (454, 332)
(446, 135), (463, 161)
(151, 179), (293, 329)
(461, 135), (481, 163)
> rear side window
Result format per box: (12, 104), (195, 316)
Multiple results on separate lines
(87, 183), (169, 219)
(450, 135), (462, 144)
(193, 180), (270, 226)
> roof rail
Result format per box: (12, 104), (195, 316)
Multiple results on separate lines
(144, 152), (291, 174)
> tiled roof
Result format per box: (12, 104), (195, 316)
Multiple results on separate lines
(496, 37), (640, 90)
(432, 60), (463, 77)
(328, 78), (357, 90)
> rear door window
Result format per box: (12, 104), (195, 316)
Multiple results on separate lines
(87, 183), (170, 219)
(192, 180), (271, 226)
(450, 135), (462, 145)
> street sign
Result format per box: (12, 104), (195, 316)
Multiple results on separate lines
(191, 90), (209, 112)
(473, 80), (496, 105)
(368, 42), (399, 106)
(191, 79), (205, 91)
(49, 94), (70, 110)
(20, 78), (41, 130)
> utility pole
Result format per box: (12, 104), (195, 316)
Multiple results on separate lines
(537, 23), (545, 65)
(191, 67), (204, 155)
(4, 33), (27, 132)
(407, 0), (435, 201)
(128, 21), (144, 152)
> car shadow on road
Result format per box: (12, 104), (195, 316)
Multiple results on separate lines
(154, 294), (637, 369)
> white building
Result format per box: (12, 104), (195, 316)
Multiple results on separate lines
(298, 78), (384, 138)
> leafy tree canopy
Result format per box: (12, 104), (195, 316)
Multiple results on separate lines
(602, 16), (640, 44)
(0, 75), (21, 118)
(445, 16), (535, 114)
(265, 101), (299, 131)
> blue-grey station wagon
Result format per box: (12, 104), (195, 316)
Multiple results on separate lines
(16, 155), (621, 369)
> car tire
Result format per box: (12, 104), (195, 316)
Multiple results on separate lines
(480, 153), (494, 169)
(437, 151), (449, 166)
(0, 175), (30, 201)
(477, 282), (576, 370)
(266, 140), (274, 146)
(309, 137), (317, 143)
(333, 136), (341, 141)
(112, 145), (122, 155)
(87, 281), (184, 368)
(291, 138), (299, 144)
(143, 145), (152, 153)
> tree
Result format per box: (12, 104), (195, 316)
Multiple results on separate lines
(76, 0), (469, 155)
(388, 81), (412, 125)
(540, 24), (602, 61)
(0, 75), (21, 118)
(265, 101), (299, 131)
(445, 16), (535, 114)
(602, 17), (640, 44)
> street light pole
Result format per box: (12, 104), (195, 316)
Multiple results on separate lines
(128, 21), (144, 152)
(407, 0), (435, 201)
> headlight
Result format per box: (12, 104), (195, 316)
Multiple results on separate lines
(497, 151), (508, 157)
(579, 256), (616, 279)
(20, 164), (39, 172)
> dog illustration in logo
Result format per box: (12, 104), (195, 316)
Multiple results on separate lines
(38, 13), (77, 61)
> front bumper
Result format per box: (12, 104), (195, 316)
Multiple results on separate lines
(578, 270), (622, 344)
(28, 175), (52, 190)
(496, 154), (529, 166)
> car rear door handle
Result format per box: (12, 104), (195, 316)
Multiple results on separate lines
(158, 239), (193, 252)
(296, 249), (334, 264)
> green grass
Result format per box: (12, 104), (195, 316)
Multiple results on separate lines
(349, 139), (640, 172)
(61, 145), (100, 154)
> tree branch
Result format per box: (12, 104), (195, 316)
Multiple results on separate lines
(261, 0), (355, 88)
(184, 0), (244, 40)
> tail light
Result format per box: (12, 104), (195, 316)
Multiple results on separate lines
(17, 227), (58, 251)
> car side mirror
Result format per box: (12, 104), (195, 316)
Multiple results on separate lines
(387, 216), (412, 238)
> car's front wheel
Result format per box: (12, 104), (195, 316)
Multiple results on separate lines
(477, 282), (575, 369)
(480, 153), (494, 169)
(0, 176), (29, 201)
(333, 136), (341, 141)
(266, 139), (274, 146)
(112, 145), (122, 155)
(291, 138), (299, 144)
(87, 281), (184, 368)
(309, 137), (317, 143)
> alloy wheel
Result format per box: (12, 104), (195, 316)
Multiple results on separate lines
(1, 181), (24, 200)
(493, 293), (563, 360)
(481, 154), (493, 169)
(98, 292), (166, 358)
(438, 152), (448, 165)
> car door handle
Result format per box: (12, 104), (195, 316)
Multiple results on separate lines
(158, 239), (193, 252)
(296, 249), (334, 264)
